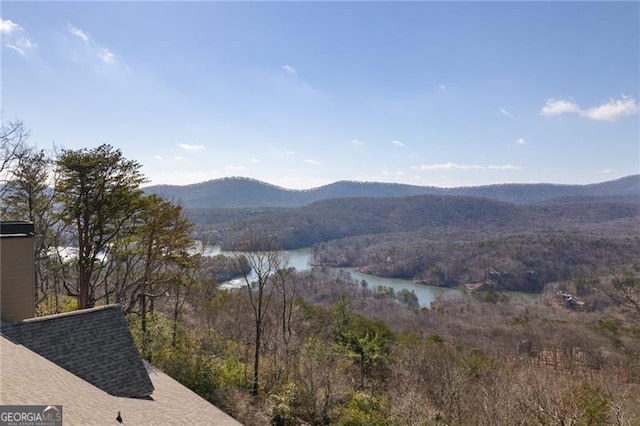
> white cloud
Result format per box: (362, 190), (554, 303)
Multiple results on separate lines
(68, 24), (89, 42)
(0, 19), (21, 34)
(154, 155), (164, 160)
(249, 158), (261, 164)
(598, 168), (613, 174)
(516, 138), (527, 145)
(487, 164), (521, 170)
(304, 159), (322, 165)
(351, 139), (365, 146)
(225, 165), (247, 171)
(583, 96), (639, 121)
(178, 143), (205, 151)
(416, 162), (521, 171)
(1, 19), (36, 56)
(99, 48), (115, 64)
(540, 98), (581, 116)
(144, 170), (221, 186)
(437, 84), (447, 90)
(14, 37), (36, 51)
(541, 96), (639, 121)
(282, 64), (296, 74)
(284, 151), (295, 155)
(500, 108), (514, 118)
(391, 140), (405, 147)
(4, 44), (25, 55)
(175, 156), (186, 162)
(68, 23), (119, 66)
(417, 162), (480, 170)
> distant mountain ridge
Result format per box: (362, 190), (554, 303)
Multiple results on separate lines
(145, 175), (640, 209)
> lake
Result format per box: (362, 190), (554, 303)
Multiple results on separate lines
(205, 246), (462, 307)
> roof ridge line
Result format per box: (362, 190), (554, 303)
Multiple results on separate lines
(14, 304), (123, 325)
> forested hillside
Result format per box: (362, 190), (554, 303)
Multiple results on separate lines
(146, 174), (640, 209)
(202, 196), (638, 248)
(194, 194), (640, 292)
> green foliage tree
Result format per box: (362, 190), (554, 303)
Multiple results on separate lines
(397, 288), (419, 310)
(110, 193), (199, 357)
(573, 383), (610, 425)
(335, 392), (389, 426)
(333, 299), (394, 391)
(55, 144), (146, 309)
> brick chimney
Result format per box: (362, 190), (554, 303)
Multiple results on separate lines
(0, 221), (35, 322)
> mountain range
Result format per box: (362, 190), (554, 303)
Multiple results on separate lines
(145, 175), (640, 209)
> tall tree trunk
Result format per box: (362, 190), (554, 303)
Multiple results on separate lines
(253, 320), (261, 396)
(79, 267), (90, 309)
(141, 292), (149, 360)
(172, 287), (180, 348)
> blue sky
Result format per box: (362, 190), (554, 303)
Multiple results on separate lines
(2, 1), (638, 189)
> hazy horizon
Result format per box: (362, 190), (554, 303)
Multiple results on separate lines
(141, 172), (638, 192)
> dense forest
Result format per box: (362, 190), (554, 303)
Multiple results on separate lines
(2, 121), (640, 425)
(194, 193), (640, 292)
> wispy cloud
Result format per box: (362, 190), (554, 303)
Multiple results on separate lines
(153, 155), (164, 160)
(68, 24), (89, 42)
(598, 168), (613, 174)
(146, 170), (221, 186)
(415, 162), (521, 171)
(540, 96), (639, 121)
(516, 138), (527, 145)
(68, 22), (119, 66)
(351, 139), (365, 146)
(175, 156), (186, 162)
(583, 97), (639, 121)
(437, 84), (447, 91)
(500, 108), (514, 118)
(5, 40), (36, 55)
(391, 140), (405, 147)
(1, 19), (37, 56)
(487, 164), (521, 170)
(226, 165), (247, 171)
(99, 48), (115, 64)
(249, 158), (261, 164)
(540, 98), (581, 116)
(178, 143), (205, 151)
(282, 64), (296, 75)
(305, 159), (322, 166)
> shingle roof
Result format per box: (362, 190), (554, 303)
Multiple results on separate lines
(0, 305), (154, 398)
(0, 335), (241, 425)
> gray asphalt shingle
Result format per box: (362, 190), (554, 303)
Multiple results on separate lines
(1, 305), (153, 398)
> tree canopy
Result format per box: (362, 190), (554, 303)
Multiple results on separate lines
(55, 144), (147, 308)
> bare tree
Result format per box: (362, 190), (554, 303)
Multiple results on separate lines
(0, 120), (30, 195)
(2, 148), (63, 309)
(232, 233), (288, 396)
(598, 273), (640, 314)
